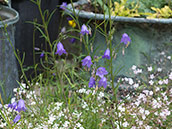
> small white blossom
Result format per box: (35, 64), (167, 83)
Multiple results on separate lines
(147, 66), (153, 72)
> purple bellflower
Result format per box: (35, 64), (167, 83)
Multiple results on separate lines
(55, 42), (67, 56)
(96, 67), (108, 78)
(40, 52), (44, 58)
(98, 77), (107, 88)
(89, 77), (96, 88)
(120, 33), (131, 45)
(13, 114), (21, 123)
(60, 2), (67, 10)
(8, 102), (17, 110)
(80, 24), (89, 35)
(70, 38), (76, 43)
(102, 48), (110, 59)
(17, 99), (27, 112)
(82, 56), (92, 68)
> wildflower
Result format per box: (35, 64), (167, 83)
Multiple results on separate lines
(61, 27), (66, 33)
(8, 102), (17, 110)
(81, 56), (92, 68)
(150, 74), (155, 79)
(40, 52), (44, 58)
(158, 80), (163, 85)
(55, 42), (67, 56)
(169, 72), (172, 80)
(157, 68), (162, 72)
(34, 47), (40, 51)
(70, 38), (76, 43)
(132, 65), (137, 70)
(60, 2), (67, 10)
(120, 33), (131, 45)
(128, 78), (134, 85)
(167, 56), (171, 60)
(68, 20), (76, 28)
(163, 79), (168, 84)
(98, 77), (107, 88)
(102, 48), (110, 59)
(88, 77), (96, 88)
(13, 114), (21, 123)
(122, 121), (129, 127)
(149, 80), (154, 85)
(80, 24), (89, 35)
(17, 99), (27, 112)
(96, 67), (108, 78)
(133, 83), (139, 88)
(147, 66), (153, 72)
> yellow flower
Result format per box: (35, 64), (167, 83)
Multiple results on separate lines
(68, 20), (76, 28)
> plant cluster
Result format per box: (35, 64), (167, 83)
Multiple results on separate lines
(88, 0), (172, 18)
(0, 0), (171, 129)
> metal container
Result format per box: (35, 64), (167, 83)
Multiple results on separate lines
(0, 5), (19, 101)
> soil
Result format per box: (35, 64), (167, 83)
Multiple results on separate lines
(75, 2), (103, 14)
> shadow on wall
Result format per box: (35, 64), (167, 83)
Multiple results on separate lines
(12, 0), (60, 79)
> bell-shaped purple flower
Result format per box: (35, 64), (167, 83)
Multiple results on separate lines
(13, 114), (21, 123)
(82, 56), (92, 68)
(102, 48), (110, 59)
(8, 102), (17, 110)
(80, 24), (89, 35)
(98, 77), (107, 88)
(89, 77), (96, 88)
(60, 2), (67, 10)
(17, 99), (27, 112)
(120, 33), (131, 45)
(70, 38), (76, 44)
(96, 67), (108, 78)
(55, 42), (67, 56)
(40, 52), (44, 58)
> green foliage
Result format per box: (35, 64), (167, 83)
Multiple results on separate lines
(110, 0), (172, 18)
(146, 6), (172, 18)
(111, 0), (140, 17)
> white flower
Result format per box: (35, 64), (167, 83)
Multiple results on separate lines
(150, 74), (155, 79)
(139, 108), (145, 114)
(158, 80), (163, 85)
(145, 110), (150, 115)
(118, 105), (125, 112)
(63, 121), (70, 128)
(128, 78), (134, 85)
(163, 79), (168, 84)
(124, 77), (129, 82)
(147, 66), (153, 72)
(11, 97), (16, 103)
(122, 122), (129, 127)
(167, 56), (171, 60)
(133, 83), (139, 88)
(13, 88), (17, 93)
(144, 125), (152, 129)
(169, 72), (172, 80)
(155, 87), (160, 92)
(99, 92), (104, 98)
(143, 90), (149, 96)
(138, 121), (143, 126)
(132, 65), (137, 70)
(161, 51), (165, 55)
(149, 91), (153, 96)
(76, 123), (82, 128)
(157, 68), (162, 72)
(131, 126), (137, 129)
(142, 115), (146, 120)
